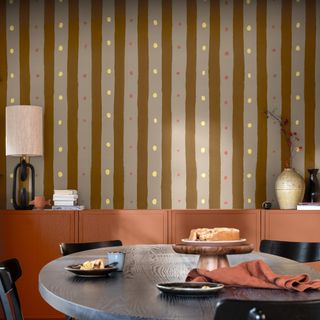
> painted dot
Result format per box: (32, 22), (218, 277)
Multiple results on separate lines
(200, 121), (206, 127)
(58, 146), (63, 152)
(152, 198), (157, 205)
(295, 147), (301, 152)
(9, 0), (14, 3)
(246, 0), (251, 3)
(58, 22), (63, 28)
(295, 95), (301, 101)
(295, 120), (300, 125)
(106, 40), (112, 46)
(152, 145), (157, 151)
(296, 22), (301, 29)
(10, 73), (14, 79)
(10, 98), (15, 103)
(246, 48), (252, 54)
(246, 25), (252, 31)
(247, 97), (252, 104)
(247, 72), (252, 79)
(247, 173), (252, 179)
(58, 95), (63, 101)
(200, 147), (206, 154)
(201, 198), (206, 205)
(201, 172), (206, 178)
(58, 171), (63, 178)
(106, 16), (112, 23)
(152, 171), (157, 177)
(9, 173), (13, 179)
(152, 92), (158, 98)
(9, 25), (14, 31)
(295, 71), (300, 77)
(247, 122), (253, 128)
(201, 22), (207, 29)
(105, 169), (110, 176)
(58, 120), (63, 125)
(202, 45), (207, 51)
(58, 45), (63, 51)
(202, 70), (206, 76)
(153, 19), (158, 26)
(106, 112), (112, 118)
(296, 0), (300, 2)
(105, 198), (111, 205)
(247, 148), (253, 155)
(107, 90), (112, 96)
(58, 71), (63, 77)
(153, 42), (158, 49)
(9, 48), (14, 54)
(153, 118), (158, 124)
(106, 68), (112, 75)
(247, 198), (252, 204)
(201, 95), (206, 102)
(59, 0), (63, 2)
(295, 45), (301, 52)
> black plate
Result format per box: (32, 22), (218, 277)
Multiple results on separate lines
(65, 264), (117, 277)
(156, 282), (224, 296)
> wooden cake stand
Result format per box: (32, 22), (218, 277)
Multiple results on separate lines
(172, 243), (254, 271)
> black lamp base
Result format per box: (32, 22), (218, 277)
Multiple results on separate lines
(12, 158), (35, 210)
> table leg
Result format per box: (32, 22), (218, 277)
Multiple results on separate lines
(197, 254), (230, 271)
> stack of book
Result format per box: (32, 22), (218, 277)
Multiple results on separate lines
(52, 190), (84, 210)
(296, 202), (320, 210)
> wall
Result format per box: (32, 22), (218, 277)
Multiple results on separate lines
(0, 0), (319, 210)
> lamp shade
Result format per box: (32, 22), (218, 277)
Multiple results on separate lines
(6, 105), (43, 156)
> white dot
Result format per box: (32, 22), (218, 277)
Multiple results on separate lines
(247, 173), (252, 178)
(246, 25), (252, 31)
(247, 72), (252, 79)
(106, 17), (112, 23)
(9, 48), (14, 54)
(153, 118), (158, 124)
(58, 71), (64, 77)
(107, 90), (112, 96)
(58, 171), (63, 178)
(202, 70), (206, 76)
(295, 45), (301, 52)
(9, 25), (14, 31)
(153, 42), (158, 49)
(58, 146), (63, 152)
(106, 112), (112, 119)
(58, 95), (63, 101)
(107, 68), (112, 74)
(58, 45), (63, 52)
(201, 22), (207, 29)
(247, 198), (252, 204)
(153, 68), (158, 74)
(58, 120), (63, 125)
(201, 95), (206, 102)
(201, 172), (206, 178)
(152, 145), (157, 151)
(202, 45), (207, 51)
(295, 71), (300, 77)
(247, 97), (252, 104)
(105, 169), (110, 176)
(152, 198), (157, 205)
(246, 48), (252, 54)
(152, 171), (157, 177)
(10, 98), (15, 103)
(295, 120), (300, 125)
(105, 198), (111, 205)
(295, 95), (301, 101)
(247, 122), (252, 128)
(296, 22), (301, 29)
(152, 92), (158, 98)
(106, 142), (111, 148)
(248, 148), (253, 155)
(153, 19), (158, 26)
(201, 198), (206, 204)
(58, 22), (64, 29)
(200, 147), (206, 154)
(106, 40), (111, 46)
(10, 73), (14, 79)
(200, 121), (206, 127)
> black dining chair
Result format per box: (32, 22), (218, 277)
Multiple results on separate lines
(0, 258), (24, 320)
(59, 239), (123, 256)
(259, 239), (320, 263)
(214, 299), (320, 320)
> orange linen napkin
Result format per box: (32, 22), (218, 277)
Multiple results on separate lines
(186, 259), (320, 292)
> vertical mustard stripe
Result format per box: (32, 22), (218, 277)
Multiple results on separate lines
(19, 0), (30, 105)
(185, 0), (197, 209)
(281, 0), (292, 169)
(137, 0), (148, 209)
(114, 0), (125, 209)
(256, 0), (268, 208)
(44, 0), (55, 200)
(209, 0), (220, 208)
(161, 0), (172, 209)
(91, 0), (102, 208)
(0, 1), (7, 209)
(232, 0), (244, 208)
(67, 0), (79, 190)
(304, 0), (316, 175)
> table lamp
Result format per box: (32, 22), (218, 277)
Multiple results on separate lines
(6, 105), (43, 209)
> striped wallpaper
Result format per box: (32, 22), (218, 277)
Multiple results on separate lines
(0, 0), (319, 210)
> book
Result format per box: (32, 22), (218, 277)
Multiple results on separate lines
(51, 205), (85, 210)
(297, 202), (320, 210)
(53, 194), (78, 201)
(53, 200), (77, 206)
(54, 189), (78, 195)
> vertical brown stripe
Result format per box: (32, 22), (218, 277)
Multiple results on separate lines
(162, 0), (172, 209)
(185, 0), (197, 208)
(304, 0), (316, 175)
(232, 0), (244, 208)
(114, 0), (125, 209)
(137, 0), (148, 209)
(0, 1), (7, 209)
(209, 0), (220, 208)
(67, 0), (79, 190)
(91, 0), (102, 208)
(19, 0), (30, 104)
(44, 0), (55, 200)
(256, 0), (267, 208)
(281, 0), (292, 169)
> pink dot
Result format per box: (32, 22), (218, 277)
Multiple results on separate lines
(225, 27), (229, 32)
(34, 25), (38, 29)
(130, 200), (133, 204)
(178, 22), (182, 26)
(224, 100), (228, 105)
(273, 73), (277, 78)
(83, 73), (87, 78)
(129, 41), (133, 46)
(178, 199), (181, 203)
(129, 93), (133, 98)
(130, 172), (133, 175)
(224, 176), (228, 180)
(224, 200), (229, 205)
(83, 146), (86, 150)
(129, 117), (133, 121)
(176, 119), (180, 123)
(35, 48), (39, 53)
(272, 25), (275, 29)
(176, 149), (180, 153)
(225, 51), (229, 56)
(176, 93), (180, 97)
(272, 174), (276, 177)
(83, 96), (87, 101)
(129, 70), (133, 75)
(272, 48), (276, 52)
(224, 150), (228, 155)
(224, 126), (228, 130)
(272, 96), (276, 100)
(129, 145), (133, 149)
(224, 75), (229, 80)
(83, 21), (87, 25)
(36, 74), (40, 78)
(272, 150), (276, 153)
(84, 44), (88, 49)
(177, 172), (180, 176)
(177, 45), (181, 49)
(130, 18), (134, 23)
(82, 172), (85, 176)
(82, 118), (87, 122)
(35, 96), (39, 100)
(176, 71), (180, 75)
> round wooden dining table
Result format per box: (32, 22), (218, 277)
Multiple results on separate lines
(39, 244), (320, 320)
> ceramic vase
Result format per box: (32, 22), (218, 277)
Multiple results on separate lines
(304, 169), (320, 203)
(275, 168), (305, 209)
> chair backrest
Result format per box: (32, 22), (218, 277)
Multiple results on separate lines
(59, 240), (123, 256)
(214, 299), (320, 320)
(0, 258), (24, 320)
(259, 239), (320, 262)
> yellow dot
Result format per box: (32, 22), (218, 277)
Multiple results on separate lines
(106, 16), (112, 23)
(295, 45), (300, 52)
(106, 142), (111, 148)
(58, 146), (63, 152)
(247, 173), (252, 178)
(106, 40), (112, 46)
(202, 45), (207, 51)
(153, 42), (158, 49)
(201, 22), (207, 29)
(246, 25), (252, 31)
(58, 120), (63, 125)
(9, 0), (14, 4)
(248, 148), (253, 155)
(153, 19), (158, 26)
(202, 70), (206, 76)
(201, 172), (206, 178)
(247, 72), (252, 79)
(9, 48), (14, 54)
(247, 97), (252, 104)
(296, 0), (300, 2)
(200, 147), (206, 154)
(295, 95), (301, 101)
(247, 198), (252, 204)
(58, 22), (63, 28)
(58, 95), (63, 101)
(107, 68), (112, 74)
(58, 71), (63, 77)
(9, 25), (14, 31)
(105, 198), (111, 205)
(153, 118), (158, 124)
(58, 45), (63, 52)
(201, 95), (206, 102)
(295, 71), (300, 77)
(152, 145), (157, 151)
(153, 68), (158, 74)
(10, 98), (15, 103)
(152, 198), (157, 205)
(295, 147), (301, 152)
(246, 0), (251, 3)
(295, 120), (300, 125)
(9, 173), (13, 179)
(106, 112), (112, 119)
(58, 171), (63, 178)
(200, 121), (206, 127)
(105, 169), (110, 176)
(152, 92), (158, 98)
(247, 122), (252, 128)
(296, 22), (301, 29)
(107, 90), (112, 96)
(246, 48), (252, 54)
(152, 171), (157, 177)
(10, 73), (14, 79)
(201, 198), (206, 204)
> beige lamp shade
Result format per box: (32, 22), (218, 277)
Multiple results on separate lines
(6, 105), (43, 156)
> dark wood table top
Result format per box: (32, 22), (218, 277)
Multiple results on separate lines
(39, 244), (320, 320)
